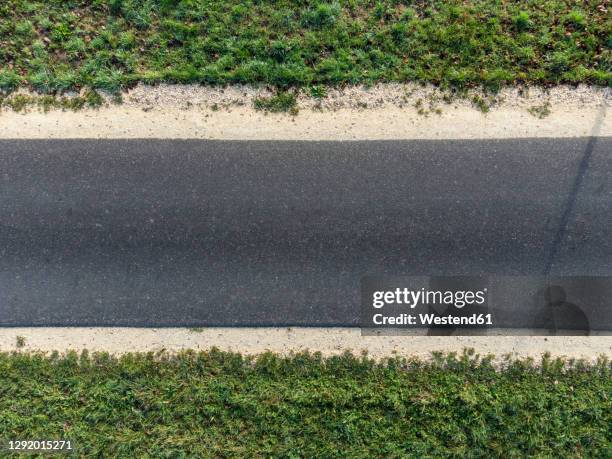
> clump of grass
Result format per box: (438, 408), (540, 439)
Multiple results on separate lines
(528, 102), (552, 119)
(15, 336), (26, 348)
(14, 19), (35, 38)
(413, 95), (444, 116)
(563, 10), (586, 30)
(513, 11), (532, 32)
(310, 85), (327, 99)
(0, 349), (609, 457)
(472, 94), (491, 113)
(0, 89), (105, 112)
(2, 94), (33, 112)
(0, 70), (21, 93)
(83, 89), (104, 108)
(302, 3), (341, 29)
(254, 91), (298, 115)
(414, 98), (425, 115)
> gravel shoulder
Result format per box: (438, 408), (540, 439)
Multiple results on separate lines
(2, 328), (611, 361)
(1, 84), (609, 140)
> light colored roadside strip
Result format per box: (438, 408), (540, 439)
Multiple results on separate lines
(1, 83), (609, 140)
(1, 328), (610, 361)
(1, 105), (609, 140)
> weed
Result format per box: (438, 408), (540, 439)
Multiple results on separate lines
(472, 95), (491, 113)
(254, 91), (298, 115)
(53, 71), (78, 92)
(3, 94), (32, 112)
(15, 20), (34, 38)
(528, 102), (551, 119)
(513, 11), (531, 32)
(414, 98), (431, 115)
(64, 38), (87, 59)
(15, 336), (26, 348)
(63, 96), (86, 111)
(84, 89), (104, 107)
(0, 70), (21, 93)
(548, 51), (573, 74)
(29, 71), (54, 94)
(38, 95), (58, 112)
(118, 31), (137, 50)
(51, 22), (72, 42)
(0, 93), (97, 112)
(111, 93), (123, 105)
(93, 70), (125, 93)
(310, 85), (327, 99)
(36, 16), (53, 31)
(563, 10), (586, 30)
(302, 3), (341, 29)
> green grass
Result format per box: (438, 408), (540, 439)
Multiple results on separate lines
(528, 101), (552, 119)
(0, 0), (609, 96)
(254, 91), (299, 114)
(0, 349), (610, 457)
(0, 89), (104, 112)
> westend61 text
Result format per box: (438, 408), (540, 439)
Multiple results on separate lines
(372, 313), (493, 326)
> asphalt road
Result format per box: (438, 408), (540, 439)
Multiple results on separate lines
(0, 139), (610, 327)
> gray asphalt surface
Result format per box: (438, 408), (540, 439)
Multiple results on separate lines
(0, 139), (610, 327)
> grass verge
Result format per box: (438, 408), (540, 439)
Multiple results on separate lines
(0, 349), (610, 456)
(0, 0), (609, 97)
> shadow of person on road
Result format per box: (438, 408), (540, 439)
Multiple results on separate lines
(534, 285), (590, 335)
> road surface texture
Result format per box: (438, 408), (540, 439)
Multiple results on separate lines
(0, 139), (610, 327)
